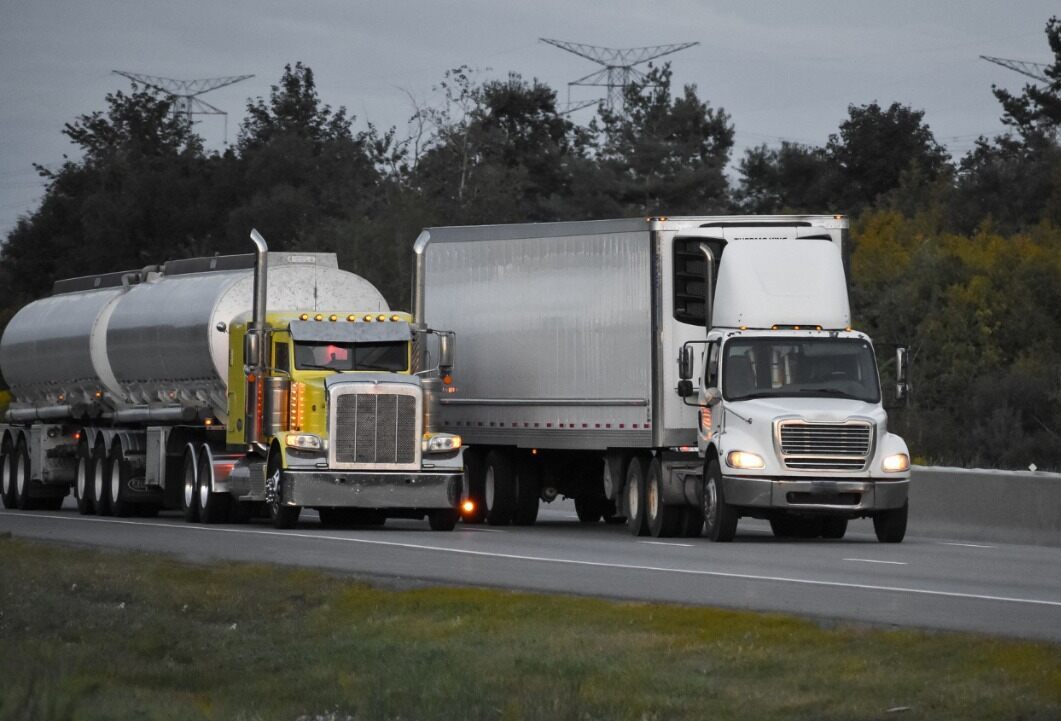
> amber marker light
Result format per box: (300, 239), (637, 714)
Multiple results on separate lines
(329, 314), (338, 322)
(364, 314), (374, 322)
(299, 313), (309, 321)
(461, 500), (476, 515)
(442, 374), (453, 386)
(347, 314), (357, 322)
(314, 314), (323, 322)
(390, 314), (401, 321)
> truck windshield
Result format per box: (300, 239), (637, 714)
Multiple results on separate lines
(722, 338), (880, 403)
(294, 341), (408, 372)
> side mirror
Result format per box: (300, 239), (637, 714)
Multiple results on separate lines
(438, 332), (455, 373)
(703, 387), (722, 407)
(677, 380), (695, 398)
(678, 345), (694, 380)
(895, 347), (910, 402)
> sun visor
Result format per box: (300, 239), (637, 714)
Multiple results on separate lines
(289, 320), (411, 343)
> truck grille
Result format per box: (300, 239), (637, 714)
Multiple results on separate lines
(333, 393), (418, 466)
(778, 421), (873, 471)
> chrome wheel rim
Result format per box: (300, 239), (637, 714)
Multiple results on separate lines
(647, 474), (658, 520)
(627, 472), (639, 519)
(76, 456), (87, 499)
(704, 476), (718, 525)
(199, 469), (210, 509)
(110, 461), (121, 505)
(183, 465), (195, 508)
(485, 467), (495, 510)
(1, 452), (10, 495)
(16, 454), (26, 495)
(93, 456), (104, 502)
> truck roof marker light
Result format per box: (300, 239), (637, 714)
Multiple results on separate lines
(845, 326), (852, 332)
(377, 314), (387, 322)
(364, 314), (374, 322)
(299, 313), (309, 321)
(329, 314), (338, 322)
(739, 325), (748, 331)
(391, 314), (401, 322)
(314, 314), (323, 322)
(347, 314), (357, 322)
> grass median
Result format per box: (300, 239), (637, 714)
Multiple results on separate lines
(0, 533), (1058, 721)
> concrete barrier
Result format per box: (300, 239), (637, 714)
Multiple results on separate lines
(910, 466), (1061, 547)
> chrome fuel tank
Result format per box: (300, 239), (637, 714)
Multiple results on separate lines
(1, 252), (388, 421)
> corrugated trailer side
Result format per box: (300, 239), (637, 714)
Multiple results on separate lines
(420, 219), (656, 451)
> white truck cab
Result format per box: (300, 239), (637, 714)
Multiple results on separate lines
(678, 217), (912, 542)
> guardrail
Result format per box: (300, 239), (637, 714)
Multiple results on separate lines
(910, 466), (1061, 547)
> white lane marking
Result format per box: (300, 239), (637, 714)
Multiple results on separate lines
(844, 558), (908, 566)
(639, 541), (695, 548)
(7, 512), (1061, 609)
(941, 542), (996, 549)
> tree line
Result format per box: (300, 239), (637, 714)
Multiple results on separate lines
(2, 18), (1060, 470)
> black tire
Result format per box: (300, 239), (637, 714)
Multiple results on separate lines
(197, 447), (231, 524)
(702, 458), (738, 542)
(512, 456), (540, 526)
(461, 448), (487, 524)
(574, 495), (605, 523)
(74, 439), (95, 515)
(624, 456), (649, 537)
(106, 443), (135, 518)
(0, 436), (16, 509)
(483, 450), (515, 526)
(428, 508), (459, 531)
(821, 517), (848, 539)
(678, 506), (704, 538)
(602, 499), (625, 524)
(267, 449), (300, 529)
(180, 446), (199, 523)
(874, 502), (908, 543)
(645, 458), (681, 538)
(92, 440), (111, 516)
(13, 437), (34, 510)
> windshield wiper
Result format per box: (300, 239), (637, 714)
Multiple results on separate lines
(296, 363), (340, 371)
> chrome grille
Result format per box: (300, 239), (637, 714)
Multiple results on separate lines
(334, 393), (417, 466)
(778, 421), (873, 471)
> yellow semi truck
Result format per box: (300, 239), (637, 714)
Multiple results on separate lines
(0, 231), (463, 529)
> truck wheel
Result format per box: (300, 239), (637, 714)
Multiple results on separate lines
(602, 499), (625, 524)
(74, 439), (95, 515)
(461, 449), (487, 524)
(574, 495), (604, 523)
(678, 506), (704, 538)
(646, 458), (681, 538)
(512, 457), (540, 526)
(624, 456), (649, 536)
(428, 508), (459, 531)
(483, 450), (515, 525)
(13, 437), (34, 510)
(267, 451), (300, 529)
(702, 458), (738, 542)
(873, 502), (908, 543)
(197, 447), (231, 524)
(180, 446), (199, 523)
(92, 440), (112, 516)
(0, 435), (15, 509)
(821, 517), (848, 539)
(106, 443), (134, 518)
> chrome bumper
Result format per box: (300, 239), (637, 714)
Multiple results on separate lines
(282, 469), (461, 509)
(722, 475), (908, 512)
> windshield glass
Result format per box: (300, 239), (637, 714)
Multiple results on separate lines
(722, 337), (880, 403)
(293, 341), (408, 372)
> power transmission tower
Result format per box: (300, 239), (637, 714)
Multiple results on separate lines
(980, 55), (1050, 83)
(540, 38), (699, 115)
(112, 70), (254, 143)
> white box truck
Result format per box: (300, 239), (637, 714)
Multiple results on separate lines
(414, 216), (911, 542)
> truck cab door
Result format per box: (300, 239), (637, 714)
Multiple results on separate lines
(697, 339), (721, 455)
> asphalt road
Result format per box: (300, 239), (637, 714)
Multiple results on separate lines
(2, 499), (1059, 642)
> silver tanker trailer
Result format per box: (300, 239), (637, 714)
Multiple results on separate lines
(0, 232), (463, 529)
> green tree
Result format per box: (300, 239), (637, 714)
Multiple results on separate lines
(826, 102), (950, 214)
(594, 64), (734, 215)
(736, 141), (839, 214)
(992, 16), (1061, 138)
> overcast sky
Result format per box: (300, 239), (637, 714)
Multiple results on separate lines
(1, 1), (1056, 237)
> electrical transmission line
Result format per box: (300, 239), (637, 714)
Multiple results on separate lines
(540, 38), (699, 115)
(112, 70), (254, 143)
(979, 55), (1050, 83)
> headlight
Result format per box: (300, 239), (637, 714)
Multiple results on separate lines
(285, 433), (323, 451)
(726, 450), (765, 470)
(422, 433), (462, 454)
(882, 453), (910, 473)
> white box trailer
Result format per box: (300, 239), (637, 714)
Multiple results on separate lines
(414, 215), (911, 541)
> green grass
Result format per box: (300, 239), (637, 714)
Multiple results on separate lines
(0, 534), (1058, 721)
